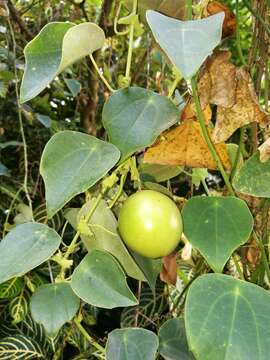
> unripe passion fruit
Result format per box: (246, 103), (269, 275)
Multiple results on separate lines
(118, 190), (182, 258)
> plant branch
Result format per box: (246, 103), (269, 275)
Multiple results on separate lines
(74, 318), (105, 355)
(125, 0), (138, 83)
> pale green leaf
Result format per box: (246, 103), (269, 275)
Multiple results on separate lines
(146, 11), (224, 79)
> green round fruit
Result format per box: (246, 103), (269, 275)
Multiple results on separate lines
(118, 190), (182, 258)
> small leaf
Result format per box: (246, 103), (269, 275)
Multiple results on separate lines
(71, 250), (138, 309)
(64, 78), (81, 97)
(139, 163), (183, 183)
(0, 223), (61, 284)
(20, 22), (105, 103)
(159, 318), (195, 360)
(36, 114), (52, 128)
(182, 196), (254, 272)
(233, 152), (270, 198)
(106, 328), (159, 360)
(146, 11), (224, 79)
(30, 283), (80, 337)
(40, 131), (120, 218)
(102, 87), (179, 161)
(185, 274), (270, 360)
(144, 119), (231, 170)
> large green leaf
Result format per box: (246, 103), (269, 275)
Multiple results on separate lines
(20, 22), (105, 103)
(102, 87), (179, 161)
(78, 200), (146, 281)
(182, 196), (253, 272)
(106, 328), (159, 360)
(233, 152), (270, 198)
(40, 131), (120, 218)
(146, 11), (224, 79)
(30, 283), (80, 337)
(185, 274), (270, 360)
(159, 318), (195, 360)
(0, 223), (61, 284)
(70, 250), (138, 309)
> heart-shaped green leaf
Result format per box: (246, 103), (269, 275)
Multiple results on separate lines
(66, 200), (146, 281)
(158, 318), (195, 360)
(30, 283), (80, 337)
(40, 131), (120, 218)
(0, 223), (61, 284)
(185, 274), (270, 360)
(20, 22), (105, 103)
(146, 11), (224, 79)
(106, 328), (159, 360)
(233, 152), (270, 198)
(182, 196), (253, 272)
(102, 87), (179, 161)
(71, 250), (138, 309)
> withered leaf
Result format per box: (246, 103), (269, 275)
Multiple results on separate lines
(181, 100), (212, 125)
(259, 138), (270, 163)
(144, 119), (231, 170)
(198, 51), (237, 109)
(160, 252), (177, 285)
(213, 68), (270, 143)
(204, 1), (237, 38)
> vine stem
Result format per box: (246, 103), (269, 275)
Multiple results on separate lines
(6, 8), (33, 219)
(254, 232), (270, 284)
(190, 77), (235, 196)
(236, 0), (247, 65)
(74, 318), (105, 355)
(89, 54), (115, 93)
(125, 0), (138, 82)
(57, 194), (103, 280)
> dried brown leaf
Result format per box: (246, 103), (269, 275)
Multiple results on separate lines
(213, 68), (270, 143)
(198, 51), (237, 108)
(259, 138), (270, 163)
(144, 119), (231, 170)
(160, 252), (177, 285)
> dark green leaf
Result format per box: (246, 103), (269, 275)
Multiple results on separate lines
(40, 131), (120, 218)
(185, 274), (270, 360)
(0, 223), (61, 284)
(102, 87), (179, 161)
(106, 328), (159, 360)
(71, 250), (138, 309)
(182, 196), (254, 272)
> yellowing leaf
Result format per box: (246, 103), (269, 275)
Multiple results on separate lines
(259, 138), (270, 163)
(144, 120), (231, 170)
(213, 68), (270, 143)
(198, 51), (237, 109)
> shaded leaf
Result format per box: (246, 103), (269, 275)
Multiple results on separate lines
(139, 163), (183, 183)
(182, 196), (254, 272)
(106, 328), (159, 360)
(144, 120), (231, 170)
(213, 68), (270, 143)
(159, 318), (195, 360)
(0, 223), (61, 284)
(20, 22), (105, 103)
(71, 250), (138, 309)
(40, 131), (120, 218)
(30, 283), (80, 337)
(102, 87), (179, 161)
(146, 11), (224, 79)
(185, 274), (270, 360)
(0, 334), (46, 359)
(233, 152), (270, 198)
